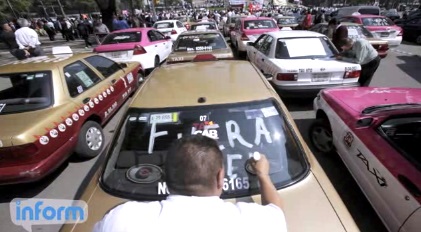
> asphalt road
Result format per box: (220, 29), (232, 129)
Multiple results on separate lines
(0, 38), (420, 232)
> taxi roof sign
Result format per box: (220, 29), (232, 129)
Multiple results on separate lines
(52, 46), (73, 55)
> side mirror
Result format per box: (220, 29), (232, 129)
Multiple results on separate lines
(247, 42), (254, 46)
(264, 73), (273, 81)
(165, 36), (171, 40)
(119, 63), (128, 69)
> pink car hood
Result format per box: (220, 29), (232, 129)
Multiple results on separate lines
(322, 87), (421, 115)
(95, 42), (140, 52)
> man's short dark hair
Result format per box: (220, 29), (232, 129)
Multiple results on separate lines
(165, 135), (224, 196)
(328, 18), (338, 26)
(338, 38), (353, 47)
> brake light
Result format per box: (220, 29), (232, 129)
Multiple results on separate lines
(240, 32), (249, 41)
(0, 143), (39, 164)
(344, 70), (360, 78)
(193, 54), (218, 62)
(133, 45), (147, 55)
(277, 73), (298, 81)
(171, 29), (177, 35)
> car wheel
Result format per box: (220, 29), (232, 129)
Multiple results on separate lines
(137, 71), (145, 84)
(154, 56), (160, 69)
(416, 35), (421, 45)
(74, 121), (104, 159)
(309, 118), (335, 154)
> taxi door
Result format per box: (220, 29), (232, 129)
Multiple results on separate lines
(336, 117), (420, 232)
(248, 34), (267, 62)
(153, 30), (172, 60)
(254, 35), (274, 75)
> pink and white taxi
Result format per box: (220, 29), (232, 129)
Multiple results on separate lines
(310, 87), (421, 232)
(94, 28), (173, 75)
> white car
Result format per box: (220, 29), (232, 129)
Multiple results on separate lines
(310, 87), (421, 232)
(153, 20), (187, 41)
(94, 28), (173, 73)
(246, 30), (362, 97)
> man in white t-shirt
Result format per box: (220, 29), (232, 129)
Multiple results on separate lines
(93, 135), (286, 232)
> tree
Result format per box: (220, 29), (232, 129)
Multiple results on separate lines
(94, 0), (117, 31)
(0, 0), (32, 19)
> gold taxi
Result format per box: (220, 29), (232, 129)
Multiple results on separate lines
(61, 61), (359, 232)
(0, 54), (141, 184)
(166, 30), (234, 64)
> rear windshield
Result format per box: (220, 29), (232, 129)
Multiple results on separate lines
(362, 17), (394, 26)
(347, 25), (374, 39)
(275, 37), (337, 59)
(359, 8), (380, 15)
(277, 18), (298, 24)
(154, 22), (174, 29)
(174, 33), (227, 51)
(0, 71), (53, 114)
(101, 100), (309, 200)
(244, 20), (277, 29)
(190, 23), (217, 30)
(102, 32), (141, 44)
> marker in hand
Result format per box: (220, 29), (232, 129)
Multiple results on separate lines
(253, 152), (261, 161)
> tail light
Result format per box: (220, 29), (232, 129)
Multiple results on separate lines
(240, 32), (249, 41)
(0, 143), (39, 165)
(344, 70), (360, 79)
(398, 30), (403, 36)
(171, 29), (177, 35)
(193, 54), (218, 62)
(277, 73), (298, 81)
(133, 45), (147, 55)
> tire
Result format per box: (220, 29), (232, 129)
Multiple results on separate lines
(154, 56), (160, 69)
(309, 118), (335, 155)
(137, 71), (145, 85)
(74, 121), (104, 159)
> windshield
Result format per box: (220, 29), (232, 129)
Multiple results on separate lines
(190, 23), (217, 30)
(102, 32), (141, 44)
(174, 33), (227, 52)
(362, 17), (394, 26)
(359, 9), (380, 15)
(347, 25), (374, 39)
(275, 37), (336, 59)
(277, 18), (298, 24)
(101, 100), (309, 200)
(154, 22), (174, 29)
(0, 71), (53, 114)
(244, 20), (277, 29)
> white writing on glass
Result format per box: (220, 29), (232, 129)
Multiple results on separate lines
(148, 122), (168, 154)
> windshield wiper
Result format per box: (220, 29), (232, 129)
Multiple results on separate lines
(362, 103), (421, 114)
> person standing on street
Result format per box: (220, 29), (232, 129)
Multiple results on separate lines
(336, 38), (381, 86)
(43, 19), (56, 41)
(301, 10), (313, 30)
(77, 20), (92, 49)
(14, 18), (45, 57)
(329, 18), (348, 52)
(93, 135), (286, 232)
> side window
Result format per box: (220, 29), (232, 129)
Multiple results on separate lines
(176, 21), (184, 28)
(379, 117), (421, 169)
(259, 36), (274, 55)
(63, 61), (102, 97)
(153, 30), (165, 40)
(148, 30), (158, 42)
(254, 35), (267, 49)
(236, 20), (241, 30)
(85, 55), (121, 78)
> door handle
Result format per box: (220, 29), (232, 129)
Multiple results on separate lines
(398, 175), (421, 197)
(83, 97), (91, 104)
(111, 79), (117, 84)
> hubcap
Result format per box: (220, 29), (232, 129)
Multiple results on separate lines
(85, 127), (102, 151)
(311, 125), (333, 153)
(137, 73), (144, 83)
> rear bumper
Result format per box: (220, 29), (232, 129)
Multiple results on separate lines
(0, 137), (76, 185)
(382, 36), (402, 47)
(272, 82), (360, 98)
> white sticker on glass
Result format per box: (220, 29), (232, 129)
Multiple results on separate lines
(261, 106), (278, 118)
(126, 72), (134, 84)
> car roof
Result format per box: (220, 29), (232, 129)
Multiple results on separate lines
(266, 30), (325, 38)
(112, 28), (152, 33)
(346, 14), (385, 18)
(180, 30), (222, 35)
(318, 22), (361, 26)
(274, 16), (296, 19)
(241, 17), (273, 22)
(155, 20), (178, 23)
(130, 61), (273, 108)
(0, 53), (95, 73)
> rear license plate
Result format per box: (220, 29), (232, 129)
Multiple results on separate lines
(380, 32), (389, 37)
(109, 52), (127, 58)
(312, 73), (330, 82)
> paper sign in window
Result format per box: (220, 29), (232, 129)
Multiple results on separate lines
(284, 38), (327, 57)
(75, 71), (94, 87)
